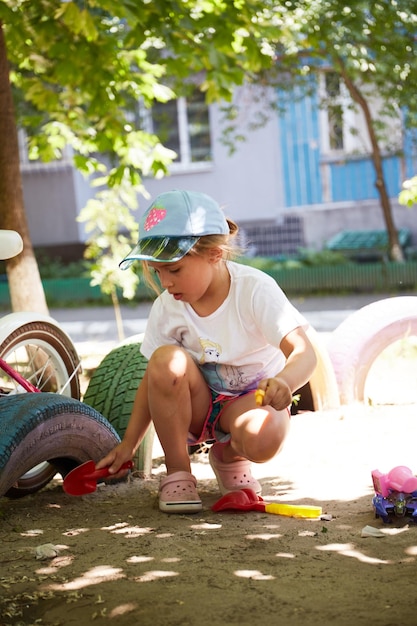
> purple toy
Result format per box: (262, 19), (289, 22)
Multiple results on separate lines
(372, 466), (417, 524)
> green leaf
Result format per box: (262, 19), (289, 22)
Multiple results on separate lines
(3, 0), (417, 299)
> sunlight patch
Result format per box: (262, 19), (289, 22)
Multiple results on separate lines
(101, 522), (129, 531)
(108, 526), (153, 537)
(381, 526), (410, 536)
(246, 533), (282, 540)
(46, 565), (125, 590)
(63, 528), (89, 537)
(316, 543), (390, 564)
(36, 555), (74, 574)
(405, 545), (417, 556)
(275, 552), (296, 559)
(235, 570), (275, 580)
(298, 530), (318, 537)
(21, 529), (44, 537)
(318, 543), (357, 552)
(133, 570), (179, 583)
(127, 556), (154, 563)
(190, 523), (222, 530)
(109, 603), (138, 618)
(101, 522), (154, 537)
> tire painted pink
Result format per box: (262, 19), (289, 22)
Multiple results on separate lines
(328, 297), (417, 405)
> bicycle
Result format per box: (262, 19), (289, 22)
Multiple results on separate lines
(0, 230), (121, 498)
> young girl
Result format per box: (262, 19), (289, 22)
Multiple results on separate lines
(96, 189), (317, 513)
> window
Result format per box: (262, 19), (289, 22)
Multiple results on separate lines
(146, 90), (212, 169)
(320, 71), (378, 156)
(325, 73), (344, 151)
(324, 72), (344, 152)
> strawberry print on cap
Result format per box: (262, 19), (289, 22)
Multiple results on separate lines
(144, 206), (167, 231)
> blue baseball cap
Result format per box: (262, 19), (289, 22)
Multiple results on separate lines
(120, 190), (229, 268)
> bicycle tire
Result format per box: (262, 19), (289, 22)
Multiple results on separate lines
(0, 393), (121, 498)
(83, 338), (154, 476)
(0, 321), (81, 398)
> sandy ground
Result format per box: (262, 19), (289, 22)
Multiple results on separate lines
(1, 342), (417, 625)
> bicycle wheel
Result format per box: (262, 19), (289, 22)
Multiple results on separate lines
(0, 320), (81, 399)
(0, 320), (81, 495)
(0, 393), (121, 498)
(83, 337), (154, 476)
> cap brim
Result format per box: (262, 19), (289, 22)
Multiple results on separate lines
(119, 236), (199, 269)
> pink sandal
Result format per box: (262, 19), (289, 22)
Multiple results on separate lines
(209, 444), (262, 495)
(159, 471), (202, 513)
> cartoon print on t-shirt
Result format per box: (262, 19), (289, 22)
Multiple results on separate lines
(199, 338), (221, 364)
(199, 338), (254, 393)
(222, 364), (253, 391)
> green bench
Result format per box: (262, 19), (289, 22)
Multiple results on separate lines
(326, 228), (412, 261)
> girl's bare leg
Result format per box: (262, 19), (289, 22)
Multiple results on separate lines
(219, 394), (291, 463)
(146, 345), (211, 474)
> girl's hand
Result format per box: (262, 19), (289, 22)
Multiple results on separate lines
(96, 441), (134, 476)
(257, 377), (292, 411)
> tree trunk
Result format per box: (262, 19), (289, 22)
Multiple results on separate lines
(336, 59), (404, 262)
(0, 22), (49, 312)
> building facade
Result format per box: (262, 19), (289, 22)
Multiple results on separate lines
(21, 82), (417, 260)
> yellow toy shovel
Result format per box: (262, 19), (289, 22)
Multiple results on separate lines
(212, 488), (322, 519)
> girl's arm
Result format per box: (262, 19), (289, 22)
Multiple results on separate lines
(96, 370), (152, 474)
(258, 327), (317, 411)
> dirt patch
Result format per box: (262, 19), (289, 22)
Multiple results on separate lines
(1, 401), (417, 626)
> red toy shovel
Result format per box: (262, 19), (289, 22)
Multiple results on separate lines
(63, 460), (134, 496)
(212, 488), (322, 518)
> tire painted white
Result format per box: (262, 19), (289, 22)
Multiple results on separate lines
(0, 312), (76, 347)
(327, 296), (417, 405)
(0, 230), (23, 260)
(305, 325), (340, 411)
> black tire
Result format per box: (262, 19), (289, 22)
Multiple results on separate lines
(0, 321), (81, 399)
(328, 296), (417, 404)
(0, 393), (121, 498)
(83, 338), (154, 475)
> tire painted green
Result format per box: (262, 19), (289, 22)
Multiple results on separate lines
(83, 340), (154, 475)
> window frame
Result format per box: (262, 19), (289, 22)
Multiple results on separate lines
(318, 71), (357, 158)
(144, 92), (213, 173)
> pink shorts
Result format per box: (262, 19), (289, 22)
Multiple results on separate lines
(187, 388), (291, 446)
(187, 389), (253, 446)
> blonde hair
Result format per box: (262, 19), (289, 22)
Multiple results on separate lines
(142, 218), (240, 295)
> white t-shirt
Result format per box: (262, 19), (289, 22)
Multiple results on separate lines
(141, 261), (307, 396)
